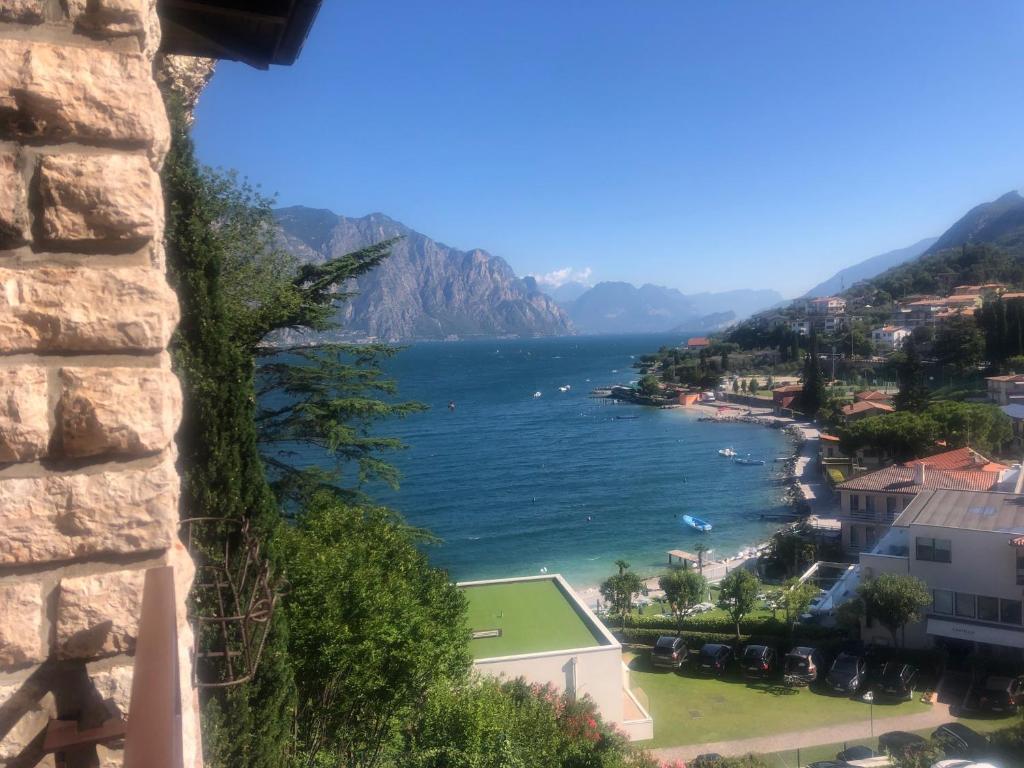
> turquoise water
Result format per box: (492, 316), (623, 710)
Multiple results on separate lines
(350, 335), (794, 588)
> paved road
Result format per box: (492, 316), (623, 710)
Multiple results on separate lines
(650, 701), (953, 762)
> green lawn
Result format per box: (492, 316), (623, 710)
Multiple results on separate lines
(462, 579), (606, 659)
(626, 652), (928, 748)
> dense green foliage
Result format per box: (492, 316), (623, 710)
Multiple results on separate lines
(601, 563), (646, 631)
(978, 295), (1024, 369)
(800, 330), (826, 416)
(280, 493), (470, 768)
(658, 565), (708, 634)
(856, 573), (932, 647)
(717, 569), (761, 641)
(893, 335), (930, 411)
(839, 401), (1011, 460)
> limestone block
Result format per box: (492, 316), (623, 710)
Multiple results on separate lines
(0, 458), (178, 566)
(38, 154), (160, 245)
(0, 581), (44, 668)
(87, 663), (134, 716)
(0, 0), (44, 24)
(58, 569), (145, 658)
(56, 367), (180, 458)
(0, 366), (48, 463)
(0, 683), (55, 761)
(0, 41), (168, 160)
(0, 266), (179, 353)
(68, 0), (148, 40)
(0, 151), (29, 246)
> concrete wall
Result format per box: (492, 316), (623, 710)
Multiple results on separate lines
(0, 3), (195, 766)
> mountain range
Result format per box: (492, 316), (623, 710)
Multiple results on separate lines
(801, 237), (937, 298)
(274, 207), (571, 341)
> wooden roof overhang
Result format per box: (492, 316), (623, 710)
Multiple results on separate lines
(158, 0), (322, 69)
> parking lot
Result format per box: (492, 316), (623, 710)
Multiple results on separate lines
(627, 650), (931, 749)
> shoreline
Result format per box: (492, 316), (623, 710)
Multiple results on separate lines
(570, 402), (817, 608)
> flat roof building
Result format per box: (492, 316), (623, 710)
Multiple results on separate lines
(459, 575), (653, 741)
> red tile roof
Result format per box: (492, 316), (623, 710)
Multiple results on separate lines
(819, 433), (840, 442)
(841, 400), (895, 417)
(773, 384), (803, 394)
(904, 447), (1006, 473)
(687, 337), (709, 347)
(836, 465), (1000, 494)
(854, 390), (893, 402)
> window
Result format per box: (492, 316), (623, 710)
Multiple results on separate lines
(916, 537), (952, 563)
(977, 595), (999, 622)
(849, 526), (860, 548)
(866, 527), (877, 548)
(866, 496), (875, 514)
(850, 494), (860, 512)
(933, 589), (953, 615)
(1017, 553), (1024, 586)
(886, 497), (900, 515)
(955, 592), (976, 619)
(1001, 599), (1023, 626)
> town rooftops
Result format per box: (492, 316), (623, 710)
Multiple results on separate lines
(836, 464), (1001, 495)
(686, 337), (710, 347)
(773, 384), (804, 394)
(841, 400), (895, 417)
(904, 447), (1006, 473)
(854, 390), (893, 402)
(894, 488), (1024, 532)
(459, 575), (611, 659)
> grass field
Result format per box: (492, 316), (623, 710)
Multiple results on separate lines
(463, 579), (606, 659)
(626, 652), (929, 748)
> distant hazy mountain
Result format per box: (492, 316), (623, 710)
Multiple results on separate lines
(547, 281), (590, 303)
(923, 190), (1024, 255)
(561, 281), (782, 335)
(274, 207), (572, 341)
(802, 237), (937, 298)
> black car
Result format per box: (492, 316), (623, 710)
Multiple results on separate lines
(877, 731), (928, 758)
(835, 745), (876, 761)
(875, 661), (918, 700)
(650, 636), (689, 670)
(964, 675), (1024, 715)
(689, 754), (723, 768)
(740, 644), (777, 679)
(931, 722), (990, 759)
(825, 652), (867, 695)
(695, 643), (733, 676)
(783, 646), (825, 687)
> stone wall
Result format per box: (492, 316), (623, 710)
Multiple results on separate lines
(0, 2), (195, 766)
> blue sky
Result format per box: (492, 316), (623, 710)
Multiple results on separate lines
(193, 1), (1024, 297)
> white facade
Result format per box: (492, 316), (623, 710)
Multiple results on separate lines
(857, 491), (1024, 658)
(460, 575), (654, 741)
(871, 326), (911, 351)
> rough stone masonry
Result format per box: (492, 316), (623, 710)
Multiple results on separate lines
(0, 1), (197, 766)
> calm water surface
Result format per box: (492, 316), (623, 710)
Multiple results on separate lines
(279, 335), (793, 588)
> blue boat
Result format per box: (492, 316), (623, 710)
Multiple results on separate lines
(734, 456), (765, 466)
(682, 514), (712, 532)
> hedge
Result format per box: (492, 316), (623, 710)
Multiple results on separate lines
(617, 613), (789, 634)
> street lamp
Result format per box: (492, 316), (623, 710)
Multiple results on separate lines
(863, 690), (874, 738)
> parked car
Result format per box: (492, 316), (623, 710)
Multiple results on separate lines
(650, 636), (689, 670)
(695, 643), (734, 676)
(783, 646), (825, 687)
(931, 723), (990, 759)
(826, 652), (868, 695)
(963, 675), (1024, 715)
(836, 746), (876, 761)
(875, 661), (919, 700)
(740, 644), (778, 679)
(877, 731), (928, 757)
(690, 754), (723, 768)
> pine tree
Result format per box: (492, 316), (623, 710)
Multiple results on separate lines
(801, 328), (826, 417)
(894, 334), (930, 412)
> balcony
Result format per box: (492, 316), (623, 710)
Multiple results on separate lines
(860, 528), (910, 577)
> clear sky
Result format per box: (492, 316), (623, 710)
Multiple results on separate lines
(192, 1), (1024, 297)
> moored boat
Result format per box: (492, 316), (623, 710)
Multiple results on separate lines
(682, 514), (713, 532)
(717, 447), (737, 457)
(735, 455), (765, 466)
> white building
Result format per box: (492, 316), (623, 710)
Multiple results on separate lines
(871, 325), (911, 351)
(459, 575), (654, 740)
(858, 489), (1024, 660)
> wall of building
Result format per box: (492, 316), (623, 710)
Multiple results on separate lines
(0, 2), (194, 766)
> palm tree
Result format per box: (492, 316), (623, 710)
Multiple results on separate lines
(614, 558), (630, 575)
(694, 544), (708, 574)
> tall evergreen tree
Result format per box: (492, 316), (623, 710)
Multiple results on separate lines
(894, 334), (930, 412)
(801, 328), (825, 417)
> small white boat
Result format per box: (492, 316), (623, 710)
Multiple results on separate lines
(735, 455), (765, 466)
(558, 385), (571, 392)
(682, 514), (713, 532)
(718, 447), (737, 457)
(533, 391), (542, 398)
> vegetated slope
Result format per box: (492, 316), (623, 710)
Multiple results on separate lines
(851, 191), (1024, 300)
(802, 237), (937, 298)
(563, 281), (782, 335)
(274, 206), (573, 341)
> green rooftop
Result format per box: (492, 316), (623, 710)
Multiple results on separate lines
(462, 578), (608, 659)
